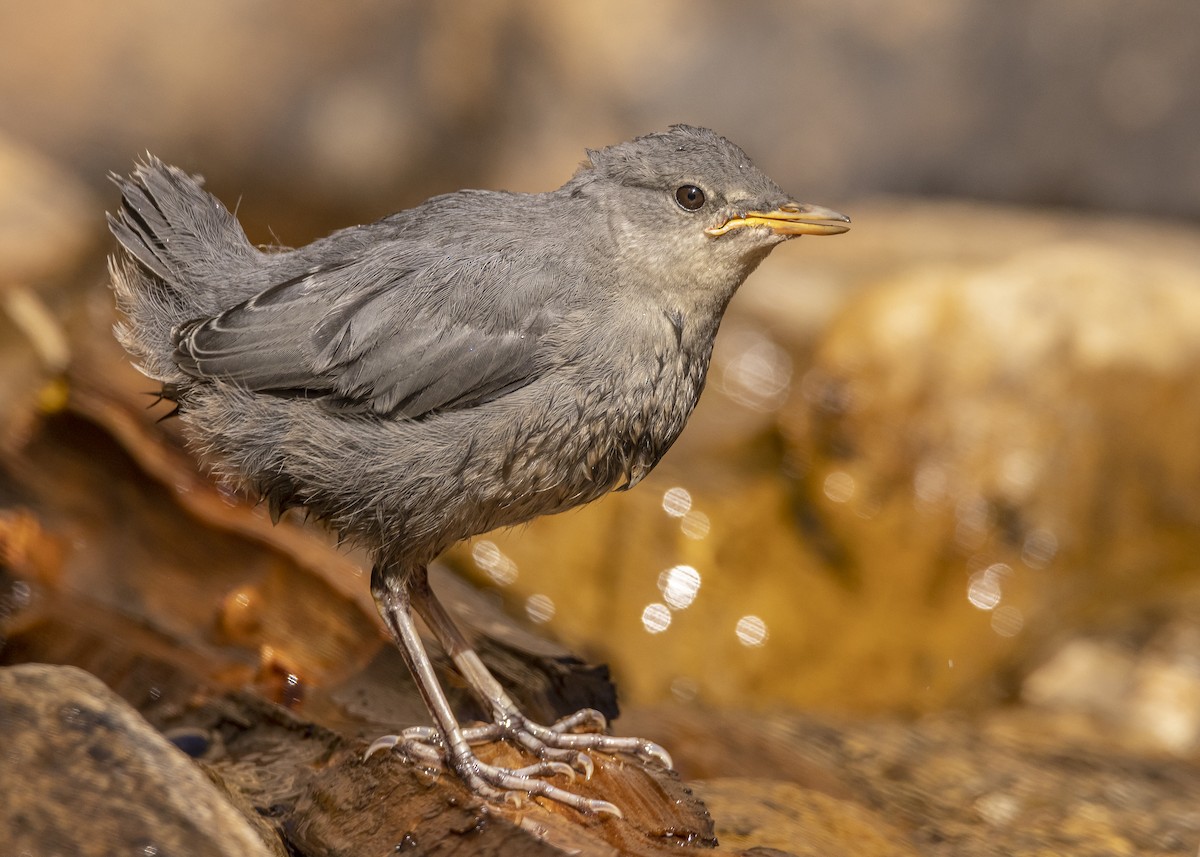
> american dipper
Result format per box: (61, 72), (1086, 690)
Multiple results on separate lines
(108, 125), (849, 815)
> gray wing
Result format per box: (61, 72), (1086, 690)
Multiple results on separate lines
(173, 257), (553, 418)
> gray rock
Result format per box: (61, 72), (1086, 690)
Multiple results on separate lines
(0, 663), (277, 857)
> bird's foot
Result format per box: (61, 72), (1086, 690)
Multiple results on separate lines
(364, 708), (672, 816)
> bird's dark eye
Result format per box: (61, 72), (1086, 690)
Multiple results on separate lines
(675, 185), (706, 211)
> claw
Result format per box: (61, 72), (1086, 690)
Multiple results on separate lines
(452, 754), (623, 818)
(364, 734), (400, 759)
(551, 708), (609, 734)
(368, 706), (669, 815)
(370, 575), (664, 816)
(571, 751), (595, 781)
(495, 789), (526, 808)
(637, 740), (673, 770)
(588, 799), (623, 819)
(510, 760), (577, 781)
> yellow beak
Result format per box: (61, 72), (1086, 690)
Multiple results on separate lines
(704, 202), (851, 237)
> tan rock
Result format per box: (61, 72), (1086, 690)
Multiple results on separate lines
(447, 202), (1200, 718)
(694, 778), (921, 857)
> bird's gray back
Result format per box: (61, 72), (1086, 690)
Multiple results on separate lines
(175, 189), (611, 419)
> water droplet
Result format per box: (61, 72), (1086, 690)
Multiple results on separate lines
(641, 603), (671, 634)
(670, 676), (698, 702)
(720, 330), (794, 412)
(472, 540), (518, 586)
(661, 487), (692, 517)
(735, 615), (768, 647)
(991, 605), (1024, 637)
(967, 564), (1010, 611)
(680, 510), (710, 540)
(1022, 528), (1058, 569)
(823, 471), (855, 504)
(657, 565), (701, 610)
(525, 594), (555, 624)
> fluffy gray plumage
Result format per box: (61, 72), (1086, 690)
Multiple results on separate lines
(108, 125), (826, 571)
(109, 126), (850, 812)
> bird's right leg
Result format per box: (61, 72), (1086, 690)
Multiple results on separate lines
(366, 563), (623, 815)
(405, 568), (672, 774)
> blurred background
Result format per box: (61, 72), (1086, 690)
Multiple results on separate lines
(3, 1), (1200, 853)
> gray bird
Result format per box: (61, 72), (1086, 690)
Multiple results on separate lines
(108, 125), (849, 816)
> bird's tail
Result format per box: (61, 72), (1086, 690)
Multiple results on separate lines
(107, 156), (259, 383)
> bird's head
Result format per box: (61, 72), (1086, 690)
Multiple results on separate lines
(564, 124), (849, 304)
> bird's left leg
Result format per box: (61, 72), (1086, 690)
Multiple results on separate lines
(398, 568), (672, 775)
(366, 563), (623, 814)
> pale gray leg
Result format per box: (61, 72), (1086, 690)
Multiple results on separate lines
(367, 564), (662, 816)
(409, 572), (672, 770)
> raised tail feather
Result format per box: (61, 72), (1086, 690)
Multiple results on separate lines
(107, 155), (259, 383)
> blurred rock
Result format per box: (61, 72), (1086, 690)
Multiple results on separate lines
(0, 132), (96, 284)
(623, 704), (1200, 857)
(1022, 601), (1200, 754)
(0, 663), (279, 857)
(0, 134), (95, 447)
(1, 2), (1199, 224)
(693, 779), (920, 857)
(5, 401), (381, 689)
(0, 662), (715, 857)
(784, 223), (1200, 707)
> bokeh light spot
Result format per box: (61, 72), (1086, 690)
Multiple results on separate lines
(680, 509), (711, 540)
(662, 486), (692, 517)
(641, 603), (671, 634)
(823, 470), (856, 504)
(990, 605), (1024, 637)
(525, 593), (555, 624)
(658, 564), (701, 610)
(1022, 528), (1058, 569)
(670, 676), (698, 702)
(967, 563), (1011, 611)
(472, 539), (518, 586)
(720, 330), (793, 412)
(913, 463), (948, 506)
(967, 576), (1000, 610)
(735, 615), (769, 647)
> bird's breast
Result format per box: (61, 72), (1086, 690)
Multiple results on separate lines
(577, 328), (713, 495)
(484, 311), (715, 528)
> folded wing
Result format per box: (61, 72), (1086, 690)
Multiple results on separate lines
(174, 256), (552, 418)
